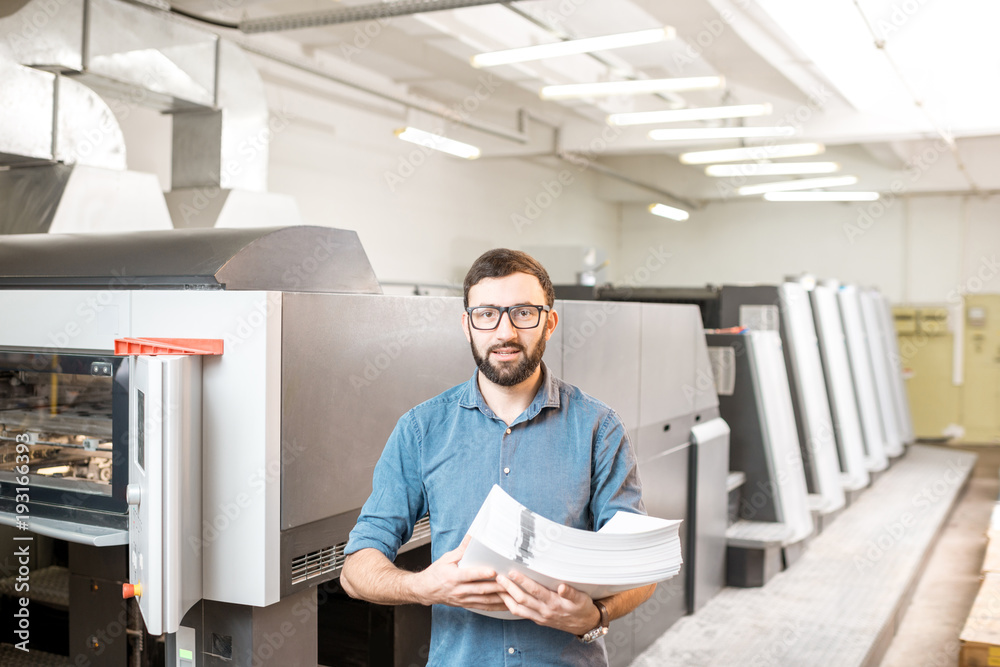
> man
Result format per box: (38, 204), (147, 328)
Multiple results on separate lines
(341, 249), (654, 666)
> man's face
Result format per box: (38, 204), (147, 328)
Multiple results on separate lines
(463, 272), (557, 388)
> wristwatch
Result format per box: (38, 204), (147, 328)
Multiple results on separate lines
(578, 601), (609, 643)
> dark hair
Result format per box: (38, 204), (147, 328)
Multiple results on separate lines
(463, 249), (555, 308)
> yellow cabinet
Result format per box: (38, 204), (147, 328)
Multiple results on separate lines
(896, 297), (1000, 444)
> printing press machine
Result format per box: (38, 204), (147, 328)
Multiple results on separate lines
(0, 227), (730, 667)
(550, 299), (729, 667)
(557, 280), (915, 588)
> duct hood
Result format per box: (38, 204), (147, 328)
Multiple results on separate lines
(0, 164), (172, 235)
(0, 226), (382, 293)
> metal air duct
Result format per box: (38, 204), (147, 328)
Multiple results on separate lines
(0, 0), (300, 231)
(0, 60), (172, 234)
(0, 0), (271, 192)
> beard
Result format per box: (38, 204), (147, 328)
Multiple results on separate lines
(470, 334), (547, 387)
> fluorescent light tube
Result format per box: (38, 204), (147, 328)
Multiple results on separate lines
(764, 191), (880, 201)
(705, 162), (840, 177)
(395, 127), (480, 160)
(649, 126), (796, 141)
(540, 76), (724, 100)
(648, 203), (690, 221)
(679, 142), (825, 164)
(609, 103), (773, 126)
(472, 27), (675, 68)
(738, 176), (858, 196)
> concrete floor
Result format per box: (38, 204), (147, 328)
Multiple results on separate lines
(879, 445), (1000, 667)
(631, 445), (978, 667)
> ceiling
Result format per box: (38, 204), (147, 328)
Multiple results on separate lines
(168, 0), (1000, 203)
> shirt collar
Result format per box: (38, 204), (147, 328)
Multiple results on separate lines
(459, 361), (561, 421)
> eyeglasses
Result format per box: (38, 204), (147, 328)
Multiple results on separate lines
(466, 305), (551, 330)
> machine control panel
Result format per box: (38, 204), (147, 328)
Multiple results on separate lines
(127, 356), (202, 636)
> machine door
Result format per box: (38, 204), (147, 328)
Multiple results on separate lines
(0, 352), (129, 539)
(127, 355), (202, 636)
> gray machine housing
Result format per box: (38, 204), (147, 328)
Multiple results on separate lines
(551, 300), (728, 666)
(0, 228), (727, 667)
(717, 285), (825, 496)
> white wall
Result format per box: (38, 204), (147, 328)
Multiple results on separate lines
(617, 195), (1000, 303)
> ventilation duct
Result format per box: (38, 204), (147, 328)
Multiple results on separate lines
(0, 61), (125, 170)
(0, 60), (170, 234)
(0, 0), (299, 231)
(0, 0), (270, 192)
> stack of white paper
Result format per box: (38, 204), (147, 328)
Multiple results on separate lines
(458, 485), (683, 619)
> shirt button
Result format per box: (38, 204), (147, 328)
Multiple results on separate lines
(503, 467), (510, 475)
(505, 428), (511, 434)
(508, 647), (515, 654)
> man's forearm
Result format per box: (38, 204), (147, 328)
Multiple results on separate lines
(342, 540), (507, 612)
(340, 548), (422, 605)
(599, 583), (656, 622)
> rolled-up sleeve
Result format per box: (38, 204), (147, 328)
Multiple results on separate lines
(345, 410), (427, 560)
(590, 409), (645, 530)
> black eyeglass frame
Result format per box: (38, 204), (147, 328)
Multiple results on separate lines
(465, 304), (551, 330)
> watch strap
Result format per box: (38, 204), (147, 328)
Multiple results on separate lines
(595, 601), (609, 629)
(578, 601), (610, 643)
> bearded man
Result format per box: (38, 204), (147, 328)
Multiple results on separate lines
(341, 248), (654, 666)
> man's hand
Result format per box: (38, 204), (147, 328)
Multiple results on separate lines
(411, 535), (507, 611)
(495, 571), (601, 635)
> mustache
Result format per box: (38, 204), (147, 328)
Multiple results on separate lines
(488, 342), (525, 354)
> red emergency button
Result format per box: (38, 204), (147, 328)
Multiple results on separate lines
(123, 582), (142, 599)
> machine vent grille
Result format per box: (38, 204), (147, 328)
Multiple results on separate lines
(291, 543), (345, 585)
(409, 515), (431, 543)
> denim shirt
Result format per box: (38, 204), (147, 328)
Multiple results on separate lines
(346, 363), (645, 667)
